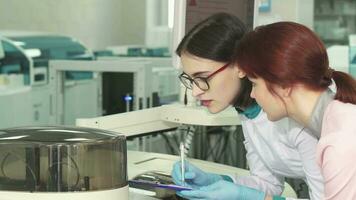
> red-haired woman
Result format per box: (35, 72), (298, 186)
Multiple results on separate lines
(235, 21), (356, 200)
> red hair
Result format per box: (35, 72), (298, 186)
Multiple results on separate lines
(235, 22), (356, 104)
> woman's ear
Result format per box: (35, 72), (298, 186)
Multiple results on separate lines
(235, 65), (246, 78)
(282, 86), (292, 98)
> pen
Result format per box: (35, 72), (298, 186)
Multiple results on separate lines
(180, 142), (185, 185)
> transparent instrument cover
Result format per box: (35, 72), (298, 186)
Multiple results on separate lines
(0, 126), (127, 192)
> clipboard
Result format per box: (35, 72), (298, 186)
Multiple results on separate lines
(129, 179), (193, 191)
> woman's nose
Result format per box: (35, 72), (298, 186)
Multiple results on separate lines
(250, 89), (255, 99)
(191, 83), (205, 97)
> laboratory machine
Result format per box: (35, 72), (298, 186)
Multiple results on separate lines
(0, 32), (100, 128)
(0, 126), (128, 200)
(97, 57), (180, 114)
(48, 57), (181, 126)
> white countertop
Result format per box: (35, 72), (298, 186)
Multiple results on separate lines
(127, 150), (297, 199)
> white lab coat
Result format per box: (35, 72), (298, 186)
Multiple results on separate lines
(232, 111), (324, 200)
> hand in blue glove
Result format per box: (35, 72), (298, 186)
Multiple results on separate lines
(178, 180), (266, 200)
(171, 161), (223, 189)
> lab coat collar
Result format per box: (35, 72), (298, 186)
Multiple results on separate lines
(308, 89), (335, 138)
(235, 102), (262, 119)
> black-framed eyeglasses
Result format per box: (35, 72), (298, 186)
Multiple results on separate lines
(179, 63), (230, 91)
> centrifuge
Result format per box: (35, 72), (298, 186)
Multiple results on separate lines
(0, 126), (128, 200)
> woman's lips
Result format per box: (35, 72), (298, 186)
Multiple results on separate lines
(201, 100), (212, 107)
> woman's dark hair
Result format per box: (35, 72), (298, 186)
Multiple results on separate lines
(176, 12), (255, 109)
(235, 21), (356, 104)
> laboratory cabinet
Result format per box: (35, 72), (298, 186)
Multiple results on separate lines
(314, 0), (356, 46)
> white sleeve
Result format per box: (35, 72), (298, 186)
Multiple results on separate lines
(292, 127), (325, 200)
(233, 127), (285, 196)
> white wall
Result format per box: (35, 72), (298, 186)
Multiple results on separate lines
(0, 0), (147, 50)
(0, 0), (316, 51)
(296, 0), (314, 30)
(119, 0), (147, 46)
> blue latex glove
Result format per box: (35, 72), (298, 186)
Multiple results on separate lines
(171, 161), (224, 189)
(179, 180), (266, 200)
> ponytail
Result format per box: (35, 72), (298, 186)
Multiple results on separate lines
(332, 71), (356, 104)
